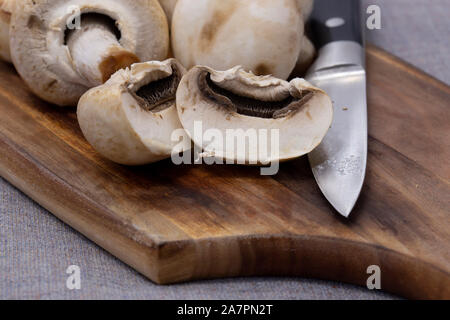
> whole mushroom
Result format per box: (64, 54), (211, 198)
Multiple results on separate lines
(163, 0), (313, 31)
(176, 65), (333, 164)
(9, 0), (169, 106)
(0, 0), (13, 62)
(78, 59), (190, 165)
(172, 0), (305, 80)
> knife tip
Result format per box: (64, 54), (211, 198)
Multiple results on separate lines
(338, 208), (352, 218)
(330, 195), (359, 218)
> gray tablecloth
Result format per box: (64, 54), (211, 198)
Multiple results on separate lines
(1, 0), (448, 300)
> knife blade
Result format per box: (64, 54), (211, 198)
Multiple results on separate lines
(305, 0), (367, 217)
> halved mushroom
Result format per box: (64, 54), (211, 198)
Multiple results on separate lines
(78, 59), (190, 165)
(9, 0), (169, 106)
(176, 66), (333, 164)
(172, 0), (304, 80)
(0, 0), (13, 62)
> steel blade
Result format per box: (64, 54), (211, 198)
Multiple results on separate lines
(307, 65), (368, 217)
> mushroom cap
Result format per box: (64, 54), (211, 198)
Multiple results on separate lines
(0, 0), (13, 62)
(172, 0), (304, 80)
(78, 59), (189, 165)
(10, 0), (169, 106)
(176, 66), (333, 164)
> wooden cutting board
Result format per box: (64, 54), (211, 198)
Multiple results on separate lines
(0, 45), (448, 299)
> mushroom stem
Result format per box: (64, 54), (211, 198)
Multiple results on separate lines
(67, 16), (139, 87)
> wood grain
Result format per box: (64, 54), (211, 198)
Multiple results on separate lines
(0, 46), (449, 299)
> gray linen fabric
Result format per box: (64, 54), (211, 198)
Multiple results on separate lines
(0, 0), (448, 300)
(366, 0), (450, 85)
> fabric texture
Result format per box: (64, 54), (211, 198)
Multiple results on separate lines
(1, 0), (448, 300)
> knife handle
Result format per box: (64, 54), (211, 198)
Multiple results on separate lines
(308, 0), (363, 49)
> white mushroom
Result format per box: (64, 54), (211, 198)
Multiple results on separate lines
(176, 66), (333, 164)
(9, 0), (169, 106)
(172, 0), (305, 80)
(164, 0), (312, 26)
(0, 0), (13, 62)
(78, 59), (189, 165)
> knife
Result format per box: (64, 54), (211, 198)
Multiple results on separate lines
(305, 0), (367, 217)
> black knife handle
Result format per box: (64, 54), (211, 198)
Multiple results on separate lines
(309, 0), (363, 49)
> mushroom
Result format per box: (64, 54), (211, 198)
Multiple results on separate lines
(9, 0), (169, 106)
(171, 0), (305, 80)
(78, 59), (190, 165)
(0, 0), (13, 62)
(176, 66), (333, 164)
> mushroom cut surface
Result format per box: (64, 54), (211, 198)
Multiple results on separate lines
(78, 59), (190, 165)
(9, 0), (169, 106)
(176, 66), (333, 165)
(200, 71), (314, 119)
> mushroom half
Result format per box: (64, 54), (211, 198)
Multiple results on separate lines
(9, 0), (169, 106)
(0, 0), (13, 62)
(172, 0), (304, 80)
(78, 59), (189, 165)
(176, 66), (333, 165)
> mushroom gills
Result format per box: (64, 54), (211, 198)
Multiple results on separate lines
(199, 72), (314, 119)
(132, 67), (182, 112)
